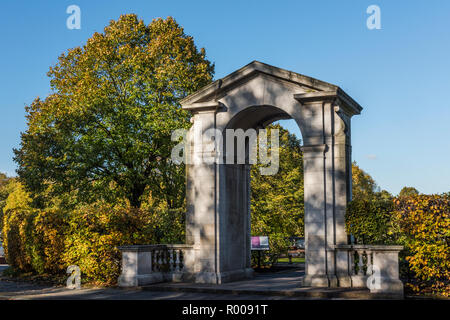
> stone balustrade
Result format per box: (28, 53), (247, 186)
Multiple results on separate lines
(334, 244), (404, 296)
(117, 242), (404, 297)
(118, 244), (193, 287)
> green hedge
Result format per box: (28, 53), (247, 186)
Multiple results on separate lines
(345, 198), (396, 244)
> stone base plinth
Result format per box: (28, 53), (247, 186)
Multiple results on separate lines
(301, 275), (338, 287)
(336, 275), (352, 287)
(369, 278), (404, 297)
(195, 268), (254, 284)
(118, 273), (164, 287)
(351, 275), (368, 288)
(119, 271), (196, 287)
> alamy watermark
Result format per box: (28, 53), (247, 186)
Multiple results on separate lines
(366, 264), (381, 290)
(171, 121), (280, 175)
(66, 5), (81, 30)
(366, 5), (381, 30)
(66, 265), (81, 289)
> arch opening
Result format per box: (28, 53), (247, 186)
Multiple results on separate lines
(221, 106), (305, 275)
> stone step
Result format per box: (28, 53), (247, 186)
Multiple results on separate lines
(141, 282), (401, 300)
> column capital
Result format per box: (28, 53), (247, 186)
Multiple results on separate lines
(294, 87), (362, 116)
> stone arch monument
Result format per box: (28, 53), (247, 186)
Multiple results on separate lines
(118, 61), (404, 295)
(180, 61), (360, 286)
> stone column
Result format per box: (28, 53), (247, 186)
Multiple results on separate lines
(295, 93), (355, 288)
(302, 143), (330, 287)
(185, 107), (219, 283)
(213, 162), (254, 283)
(185, 104), (254, 284)
(333, 105), (353, 287)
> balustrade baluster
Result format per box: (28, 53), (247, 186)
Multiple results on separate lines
(362, 250), (366, 275)
(162, 249), (166, 268)
(349, 250), (356, 275)
(152, 250), (156, 271)
(155, 250), (159, 271)
(366, 250), (373, 275)
(169, 249), (174, 271)
(157, 250), (162, 271)
(180, 249), (184, 270)
(175, 250), (181, 272)
(149, 249), (153, 272)
(357, 250), (364, 275)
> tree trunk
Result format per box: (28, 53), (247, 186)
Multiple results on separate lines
(129, 183), (145, 208)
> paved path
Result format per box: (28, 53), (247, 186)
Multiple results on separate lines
(0, 265), (305, 300)
(0, 282), (308, 300)
(0, 265), (394, 300)
(1, 286), (298, 300)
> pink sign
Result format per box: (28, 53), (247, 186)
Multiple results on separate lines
(251, 236), (269, 250)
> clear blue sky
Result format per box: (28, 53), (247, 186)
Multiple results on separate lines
(0, 0), (449, 195)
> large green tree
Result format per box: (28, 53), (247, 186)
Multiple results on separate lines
(347, 162), (396, 244)
(352, 162), (378, 200)
(352, 162), (393, 201)
(14, 15), (214, 208)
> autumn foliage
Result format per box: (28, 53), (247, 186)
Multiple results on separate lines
(2, 181), (185, 285)
(346, 193), (450, 297)
(393, 195), (449, 296)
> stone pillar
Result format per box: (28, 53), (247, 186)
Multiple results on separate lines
(185, 108), (219, 283)
(371, 246), (404, 296)
(333, 105), (353, 287)
(215, 163), (254, 283)
(302, 143), (330, 287)
(185, 105), (254, 284)
(295, 94), (354, 288)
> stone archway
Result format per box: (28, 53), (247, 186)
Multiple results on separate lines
(180, 61), (362, 286)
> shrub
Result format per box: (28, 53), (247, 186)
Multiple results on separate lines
(346, 194), (450, 297)
(345, 198), (397, 244)
(30, 208), (67, 274)
(393, 194), (449, 297)
(2, 181), (36, 272)
(2, 182), (186, 285)
(62, 205), (159, 284)
(0, 173), (14, 234)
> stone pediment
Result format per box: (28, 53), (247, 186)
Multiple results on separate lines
(180, 61), (363, 116)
